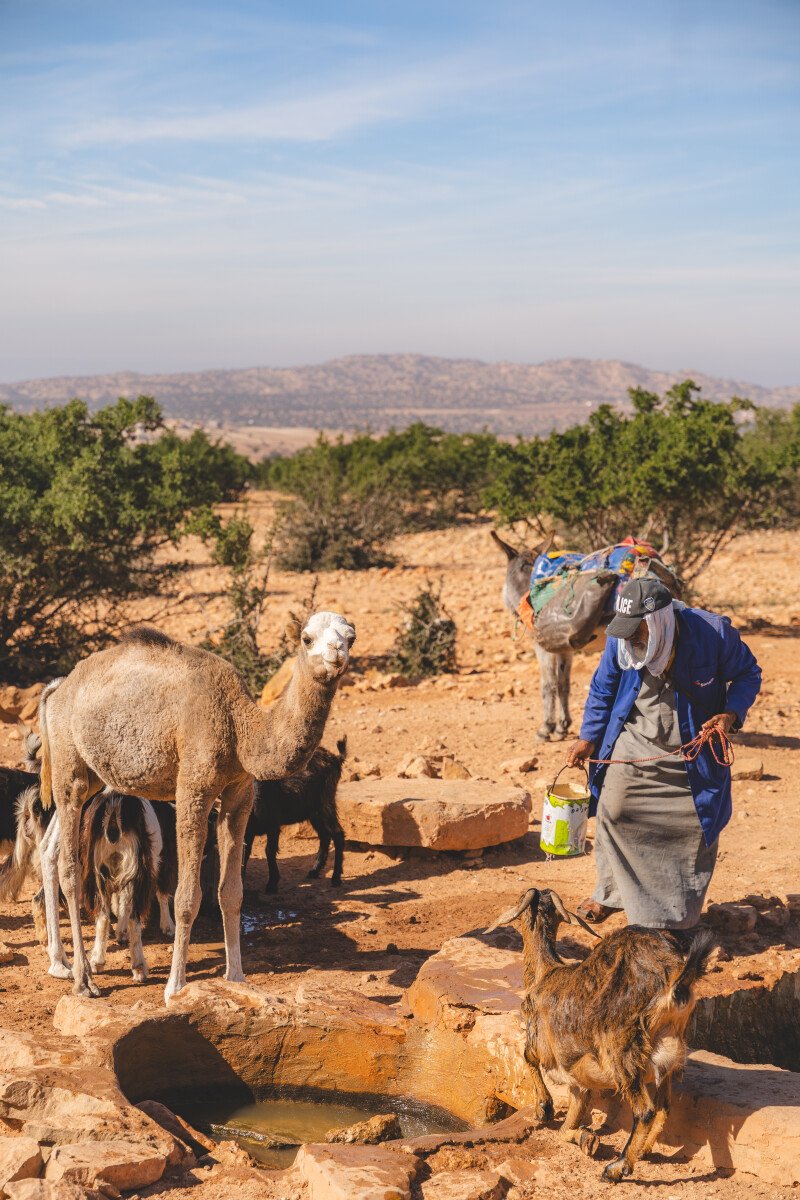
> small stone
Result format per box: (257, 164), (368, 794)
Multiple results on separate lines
(499, 757), (538, 775)
(408, 915), (420, 925)
(705, 903), (758, 935)
(441, 760), (471, 781)
(731, 757), (764, 782)
(326, 1113), (401, 1145)
(0, 944), (14, 966)
(386, 942), (399, 954)
(396, 754), (438, 780)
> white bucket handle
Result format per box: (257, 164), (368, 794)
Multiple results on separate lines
(547, 763), (590, 796)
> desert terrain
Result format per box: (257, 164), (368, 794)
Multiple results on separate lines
(0, 499), (798, 1198)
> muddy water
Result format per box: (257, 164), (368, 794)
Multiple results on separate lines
(185, 1092), (466, 1168)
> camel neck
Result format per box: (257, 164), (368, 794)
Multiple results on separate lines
(235, 666), (338, 780)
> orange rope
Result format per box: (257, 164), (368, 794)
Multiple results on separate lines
(586, 723), (735, 768)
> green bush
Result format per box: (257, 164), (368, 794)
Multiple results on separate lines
(274, 471), (405, 571)
(388, 582), (457, 677)
(0, 396), (250, 680)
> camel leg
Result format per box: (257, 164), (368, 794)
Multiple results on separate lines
(158, 892), (175, 937)
(265, 824), (280, 894)
(554, 651), (573, 738)
(560, 1084), (599, 1157)
(217, 779), (253, 984)
(534, 646), (558, 740)
(57, 801), (99, 997)
(89, 900), (110, 973)
(164, 792), (215, 1005)
(40, 815), (72, 979)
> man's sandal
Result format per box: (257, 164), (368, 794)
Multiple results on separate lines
(575, 899), (618, 924)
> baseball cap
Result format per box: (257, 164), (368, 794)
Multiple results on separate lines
(606, 575), (673, 639)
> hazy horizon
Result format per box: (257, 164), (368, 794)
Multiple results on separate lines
(2, 1), (798, 386)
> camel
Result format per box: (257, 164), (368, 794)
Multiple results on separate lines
(38, 611), (355, 1002)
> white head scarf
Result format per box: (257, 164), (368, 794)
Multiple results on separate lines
(617, 599), (685, 676)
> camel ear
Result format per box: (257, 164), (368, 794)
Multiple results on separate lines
(490, 530), (519, 561)
(285, 613), (303, 648)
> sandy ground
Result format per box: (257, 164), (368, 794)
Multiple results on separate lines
(0, 499), (798, 1197)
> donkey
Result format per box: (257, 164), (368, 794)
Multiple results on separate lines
(492, 530), (577, 741)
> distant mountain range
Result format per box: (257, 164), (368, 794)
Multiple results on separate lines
(2, 355), (797, 436)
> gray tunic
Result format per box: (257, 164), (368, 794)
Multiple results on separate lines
(592, 668), (718, 929)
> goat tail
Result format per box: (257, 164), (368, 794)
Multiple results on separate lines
(0, 786), (41, 901)
(336, 736), (347, 764)
(37, 678), (63, 810)
(667, 928), (718, 1008)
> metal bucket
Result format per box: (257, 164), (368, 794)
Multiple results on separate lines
(540, 765), (590, 858)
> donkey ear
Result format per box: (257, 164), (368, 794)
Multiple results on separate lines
(530, 531), (555, 558)
(490, 530), (519, 561)
(285, 613), (303, 647)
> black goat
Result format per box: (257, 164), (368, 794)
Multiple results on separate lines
(244, 738), (347, 893)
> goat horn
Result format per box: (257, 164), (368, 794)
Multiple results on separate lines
(485, 888), (538, 934)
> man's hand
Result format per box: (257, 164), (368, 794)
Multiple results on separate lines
(701, 711), (737, 736)
(565, 738), (595, 768)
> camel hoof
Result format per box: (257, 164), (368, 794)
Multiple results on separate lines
(132, 968), (148, 984)
(88, 957), (105, 974)
(602, 1159), (631, 1183)
(224, 968), (246, 983)
(49, 962), (73, 980)
(579, 1129), (600, 1157)
(161, 921), (176, 938)
(74, 976), (101, 999)
(164, 979), (184, 1005)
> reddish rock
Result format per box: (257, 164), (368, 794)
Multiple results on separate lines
(705, 902), (758, 934)
(44, 1141), (166, 1193)
(422, 1169), (504, 1199)
(5, 1184), (99, 1200)
(338, 779), (531, 851)
(731, 757), (764, 781)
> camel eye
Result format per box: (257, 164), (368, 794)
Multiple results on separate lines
(302, 633), (313, 647)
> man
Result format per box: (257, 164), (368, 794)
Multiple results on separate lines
(566, 575), (761, 929)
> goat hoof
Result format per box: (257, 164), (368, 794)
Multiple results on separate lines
(579, 1129), (600, 1157)
(535, 1099), (555, 1123)
(264, 883), (279, 895)
(602, 1159), (631, 1183)
(161, 922), (176, 938)
(306, 869), (321, 879)
(330, 877), (342, 888)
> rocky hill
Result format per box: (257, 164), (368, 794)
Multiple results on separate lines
(2, 354), (797, 435)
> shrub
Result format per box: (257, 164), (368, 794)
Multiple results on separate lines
(274, 472), (404, 571)
(388, 582), (457, 677)
(0, 396), (250, 680)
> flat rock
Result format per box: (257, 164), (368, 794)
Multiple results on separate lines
(5, 1185), (100, 1200)
(45, 1141), (165, 1193)
(338, 779), (531, 850)
(422, 1169), (504, 1200)
(296, 1142), (420, 1200)
(0, 1137), (42, 1195)
(326, 1112), (401, 1144)
(705, 902), (758, 934)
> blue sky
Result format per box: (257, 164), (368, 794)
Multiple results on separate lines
(1, 0), (798, 384)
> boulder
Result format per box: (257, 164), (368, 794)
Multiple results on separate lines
(45, 1141), (165, 1193)
(338, 779), (531, 851)
(325, 1113), (401, 1145)
(422, 1169), (504, 1200)
(5, 1185), (99, 1200)
(0, 1138), (42, 1196)
(440, 760), (471, 781)
(296, 1142), (420, 1200)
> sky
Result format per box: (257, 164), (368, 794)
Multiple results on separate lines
(1, 0), (798, 385)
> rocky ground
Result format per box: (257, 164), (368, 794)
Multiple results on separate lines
(0, 500), (798, 1198)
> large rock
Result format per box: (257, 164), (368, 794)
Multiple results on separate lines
(338, 779), (531, 851)
(0, 1138), (42, 1196)
(5, 1185), (99, 1200)
(325, 1113), (401, 1144)
(296, 1142), (420, 1200)
(45, 1141), (165, 1193)
(422, 1169), (504, 1200)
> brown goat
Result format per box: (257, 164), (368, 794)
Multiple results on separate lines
(486, 888), (717, 1182)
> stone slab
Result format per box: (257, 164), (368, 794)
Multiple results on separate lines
(0, 1138), (42, 1196)
(338, 779), (531, 851)
(296, 1142), (420, 1200)
(421, 1169), (504, 1200)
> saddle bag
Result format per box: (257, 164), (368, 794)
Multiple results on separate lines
(533, 569), (619, 653)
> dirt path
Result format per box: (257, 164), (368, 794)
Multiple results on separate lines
(1, 506), (798, 1196)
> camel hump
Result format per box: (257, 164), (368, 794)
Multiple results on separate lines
(120, 625), (176, 651)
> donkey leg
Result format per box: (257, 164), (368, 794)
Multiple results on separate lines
(554, 651), (574, 738)
(217, 779), (253, 984)
(534, 646), (558, 740)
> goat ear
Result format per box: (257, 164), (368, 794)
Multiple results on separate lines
(285, 613), (303, 647)
(485, 887), (538, 933)
(567, 909), (603, 939)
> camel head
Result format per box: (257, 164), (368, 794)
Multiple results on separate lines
(491, 529), (555, 614)
(293, 611), (356, 682)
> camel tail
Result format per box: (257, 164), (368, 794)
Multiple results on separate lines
(38, 678), (64, 810)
